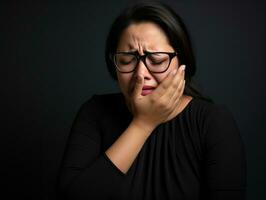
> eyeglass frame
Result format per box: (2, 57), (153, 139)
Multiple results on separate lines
(111, 51), (178, 73)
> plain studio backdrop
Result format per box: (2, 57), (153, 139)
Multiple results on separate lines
(2, 0), (265, 199)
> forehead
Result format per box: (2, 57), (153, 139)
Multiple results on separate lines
(118, 21), (172, 51)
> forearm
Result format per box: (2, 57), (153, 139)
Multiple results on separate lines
(105, 118), (155, 174)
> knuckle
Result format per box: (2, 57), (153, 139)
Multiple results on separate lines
(178, 86), (182, 93)
(165, 103), (172, 110)
(150, 96), (156, 104)
(158, 100), (167, 108)
(182, 82), (185, 89)
(161, 83), (168, 90)
(181, 81), (185, 89)
(179, 87), (183, 93)
(172, 81), (179, 88)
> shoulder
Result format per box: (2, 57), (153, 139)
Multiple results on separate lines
(189, 97), (233, 120)
(191, 98), (241, 142)
(188, 98), (237, 132)
(77, 92), (127, 117)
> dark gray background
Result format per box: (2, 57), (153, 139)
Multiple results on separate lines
(2, 0), (265, 199)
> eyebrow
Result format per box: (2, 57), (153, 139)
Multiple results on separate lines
(125, 44), (159, 52)
(116, 50), (171, 55)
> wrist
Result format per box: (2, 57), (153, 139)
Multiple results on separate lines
(131, 117), (156, 135)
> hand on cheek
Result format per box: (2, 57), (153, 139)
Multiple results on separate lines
(126, 65), (186, 128)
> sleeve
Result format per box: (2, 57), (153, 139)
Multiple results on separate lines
(201, 105), (247, 200)
(56, 95), (126, 200)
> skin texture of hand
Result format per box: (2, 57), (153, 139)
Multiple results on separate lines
(126, 64), (186, 130)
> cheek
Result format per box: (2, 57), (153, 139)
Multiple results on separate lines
(156, 58), (179, 83)
(117, 73), (132, 94)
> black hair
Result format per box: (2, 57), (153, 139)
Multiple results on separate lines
(105, 1), (214, 103)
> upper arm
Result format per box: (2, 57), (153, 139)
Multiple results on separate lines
(202, 105), (247, 200)
(57, 95), (126, 200)
(57, 95), (102, 191)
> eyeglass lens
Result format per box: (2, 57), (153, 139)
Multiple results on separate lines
(115, 53), (170, 72)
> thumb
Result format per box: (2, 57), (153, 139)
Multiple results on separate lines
(132, 75), (143, 97)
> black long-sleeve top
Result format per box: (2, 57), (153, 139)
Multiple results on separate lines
(57, 92), (246, 200)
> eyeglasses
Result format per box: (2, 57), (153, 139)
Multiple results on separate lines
(112, 51), (178, 73)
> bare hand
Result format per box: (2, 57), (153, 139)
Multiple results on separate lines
(126, 64), (186, 129)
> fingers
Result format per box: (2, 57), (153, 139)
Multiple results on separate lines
(160, 65), (185, 101)
(152, 65), (180, 98)
(172, 78), (186, 107)
(164, 78), (186, 121)
(132, 75), (144, 98)
(167, 65), (185, 104)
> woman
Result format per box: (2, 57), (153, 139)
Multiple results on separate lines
(57, 2), (246, 200)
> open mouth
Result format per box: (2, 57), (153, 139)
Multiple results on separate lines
(141, 86), (156, 96)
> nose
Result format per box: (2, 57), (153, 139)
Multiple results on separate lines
(134, 59), (152, 80)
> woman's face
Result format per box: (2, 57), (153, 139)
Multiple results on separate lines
(116, 21), (180, 99)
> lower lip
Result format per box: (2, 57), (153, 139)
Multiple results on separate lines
(141, 89), (154, 96)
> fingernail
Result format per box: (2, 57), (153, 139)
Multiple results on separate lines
(180, 65), (186, 71)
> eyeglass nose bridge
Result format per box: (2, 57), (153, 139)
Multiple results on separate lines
(134, 53), (150, 70)
(112, 51), (178, 73)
